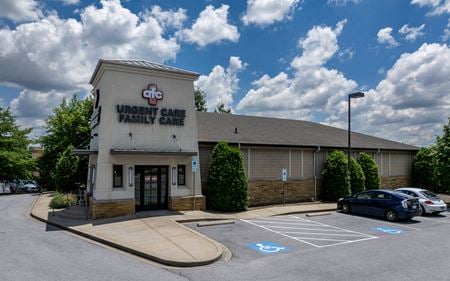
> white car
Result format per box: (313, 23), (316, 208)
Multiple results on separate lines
(396, 187), (447, 215)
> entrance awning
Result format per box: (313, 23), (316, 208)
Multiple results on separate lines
(110, 149), (197, 156)
(73, 149), (98, 155)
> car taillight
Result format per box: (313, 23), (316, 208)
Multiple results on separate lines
(401, 199), (408, 208)
(424, 200), (433, 205)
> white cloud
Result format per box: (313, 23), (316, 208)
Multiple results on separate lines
(327, 0), (361, 6)
(177, 5), (239, 47)
(61, 0), (80, 5)
(442, 19), (450, 41)
(327, 43), (450, 146)
(0, 0), (181, 92)
(0, 0), (42, 22)
(149, 5), (187, 30)
(377, 27), (399, 47)
(242, 0), (299, 27)
(9, 89), (70, 133)
(399, 24), (426, 41)
(411, 0), (450, 15)
(195, 56), (246, 111)
(237, 20), (357, 120)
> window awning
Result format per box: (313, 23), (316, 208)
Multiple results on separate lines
(73, 149), (98, 155)
(110, 149), (197, 156)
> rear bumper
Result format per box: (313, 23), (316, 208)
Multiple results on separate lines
(423, 204), (447, 214)
(398, 209), (421, 219)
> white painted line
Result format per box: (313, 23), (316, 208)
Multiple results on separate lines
(263, 225), (358, 232)
(332, 213), (422, 231)
(248, 220), (326, 227)
(282, 231), (369, 237)
(243, 214), (378, 248)
(288, 215), (378, 238)
(242, 219), (321, 248)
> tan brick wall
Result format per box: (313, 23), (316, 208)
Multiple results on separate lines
(381, 176), (412, 189)
(90, 198), (135, 219)
(248, 179), (320, 206)
(169, 196), (206, 211)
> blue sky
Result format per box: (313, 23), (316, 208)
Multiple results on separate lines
(0, 0), (449, 146)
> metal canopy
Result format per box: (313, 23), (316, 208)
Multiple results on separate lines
(110, 149), (197, 156)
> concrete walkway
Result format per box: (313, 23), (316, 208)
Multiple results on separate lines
(30, 194), (336, 267)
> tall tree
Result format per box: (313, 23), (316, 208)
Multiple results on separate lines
(0, 107), (35, 181)
(194, 88), (207, 112)
(38, 96), (93, 190)
(413, 146), (438, 190)
(214, 102), (231, 114)
(435, 117), (450, 192)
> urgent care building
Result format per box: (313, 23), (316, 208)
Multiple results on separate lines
(80, 59), (418, 219)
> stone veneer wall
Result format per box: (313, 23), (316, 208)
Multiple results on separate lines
(380, 176), (412, 189)
(248, 179), (320, 206)
(168, 195), (206, 211)
(89, 198), (135, 219)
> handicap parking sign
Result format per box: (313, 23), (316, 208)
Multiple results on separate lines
(374, 227), (403, 235)
(247, 241), (289, 254)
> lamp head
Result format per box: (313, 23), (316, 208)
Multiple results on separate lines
(349, 92), (365, 99)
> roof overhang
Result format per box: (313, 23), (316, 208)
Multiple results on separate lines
(73, 149), (98, 155)
(110, 149), (197, 156)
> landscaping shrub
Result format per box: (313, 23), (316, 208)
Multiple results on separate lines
(413, 146), (439, 191)
(358, 152), (380, 190)
(207, 142), (248, 211)
(49, 192), (77, 209)
(321, 150), (351, 201)
(349, 157), (365, 193)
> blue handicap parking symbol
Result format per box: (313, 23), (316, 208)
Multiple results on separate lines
(247, 241), (289, 254)
(374, 227), (403, 234)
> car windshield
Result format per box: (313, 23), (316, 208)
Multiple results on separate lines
(419, 190), (439, 199)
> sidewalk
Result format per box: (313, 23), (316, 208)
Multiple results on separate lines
(30, 194), (336, 267)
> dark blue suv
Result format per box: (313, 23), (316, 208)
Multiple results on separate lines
(337, 189), (421, 221)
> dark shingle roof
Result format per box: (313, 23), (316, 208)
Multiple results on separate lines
(196, 112), (418, 151)
(90, 59), (198, 84)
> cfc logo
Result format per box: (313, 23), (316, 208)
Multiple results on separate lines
(142, 84), (163, 105)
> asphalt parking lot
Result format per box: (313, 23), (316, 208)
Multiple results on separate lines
(180, 211), (450, 281)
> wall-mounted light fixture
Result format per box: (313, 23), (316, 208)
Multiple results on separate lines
(91, 165), (96, 191)
(128, 166), (134, 186)
(172, 166), (177, 185)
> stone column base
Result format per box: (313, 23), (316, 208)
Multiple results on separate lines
(89, 198), (135, 219)
(168, 195), (206, 211)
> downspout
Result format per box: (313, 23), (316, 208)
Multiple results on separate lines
(313, 145), (321, 201)
(376, 148), (382, 185)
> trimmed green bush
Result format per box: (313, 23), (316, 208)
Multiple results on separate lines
(413, 146), (438, 191)
(207, 142), (248, 211)
(349, 157), (365, 193)
(358, 152), (380, 190)
(321, 150), (351, 201)
(49, 192), (77, 209)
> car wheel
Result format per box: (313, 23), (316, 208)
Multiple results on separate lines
(385, 209), (398, 222)
(421, 206), (427, 216)
(342, 203), (351, 214)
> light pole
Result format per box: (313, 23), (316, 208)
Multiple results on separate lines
(348, 92), (365, 170)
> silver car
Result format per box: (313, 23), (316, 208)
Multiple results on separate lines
(396, 187), (447, 215)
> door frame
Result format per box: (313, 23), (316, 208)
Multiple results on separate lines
(134, 165), (169, 211)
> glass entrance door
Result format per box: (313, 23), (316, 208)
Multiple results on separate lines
(135, 166), (168, 211)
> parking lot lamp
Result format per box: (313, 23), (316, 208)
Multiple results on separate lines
(348, 92), (365, 170)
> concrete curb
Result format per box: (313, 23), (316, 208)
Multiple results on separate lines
(29, 195), (222, 267)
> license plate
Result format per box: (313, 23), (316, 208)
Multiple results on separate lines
(412, 205), (417, 209)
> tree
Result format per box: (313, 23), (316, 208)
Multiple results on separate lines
(194, 88), (207, 112)
(54, 145), (80, 193)
(358, 152), (380, 190)
(321, 150), (351, 201)
(38, 96), (93, 190)
(349, 157), (365, 193)
(207, 142), (248, 211)
(214, 102), (231, 114)
(435, 117), (450, 192)
(0, 107), (35, 181)
(413, 146), (438, 191)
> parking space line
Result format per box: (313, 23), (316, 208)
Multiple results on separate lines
(242, 215), (377, 248)
(336, 214), (422, 230)
(288, 215), (379, 238)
